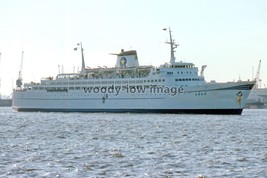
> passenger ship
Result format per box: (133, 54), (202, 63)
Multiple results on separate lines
(12, 28), (255, 114)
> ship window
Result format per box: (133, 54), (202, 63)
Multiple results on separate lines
(69, 87), (74, 90)
(181, 72), (183, 74)
(151, 80), (154, 82)
(82, 81), (87, 84)
(175, 79), (178, 81)
(159, 79), (161, 82)
(69, 82), (74, 85)
(189, 79), (191, 81)
(147, 80), (150, 82)
(162, 79), (165, 82)
(155, 80), (157, 82)
(122, 81), (128, 84)
(75, 87), (81, 90)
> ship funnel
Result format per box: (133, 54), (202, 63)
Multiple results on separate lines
(115, 50), (139, 68)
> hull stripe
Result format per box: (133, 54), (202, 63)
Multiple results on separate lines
(12, 107), (243, 115)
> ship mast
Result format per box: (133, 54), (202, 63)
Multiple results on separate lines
(80, 43), (86, 75)
(165, 27), (178, 64)
(74, 43), (86, 76)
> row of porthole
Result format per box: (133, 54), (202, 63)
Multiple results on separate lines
(167, 71), (197, 74)
(175, 78), (204, 82)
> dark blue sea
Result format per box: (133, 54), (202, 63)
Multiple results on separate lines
(0, 108), (266, 178)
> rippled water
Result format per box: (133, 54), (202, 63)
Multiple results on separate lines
(0, 108), (266, 177)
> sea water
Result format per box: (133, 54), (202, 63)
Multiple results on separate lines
(0, 108), (266, 177)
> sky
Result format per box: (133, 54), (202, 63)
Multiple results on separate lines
(0, 0), (266, 96)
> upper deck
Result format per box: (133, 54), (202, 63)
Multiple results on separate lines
(18, 27), (206, 91)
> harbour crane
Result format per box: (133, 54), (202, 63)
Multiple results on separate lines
(16, 51), (24, 88)
(0, 53), (2, 97)
(254, 60), (261, 88)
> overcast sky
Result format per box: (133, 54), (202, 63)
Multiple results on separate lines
(0, 0), (266, 95)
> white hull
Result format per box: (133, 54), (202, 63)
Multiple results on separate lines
(12, 81), (254, 114)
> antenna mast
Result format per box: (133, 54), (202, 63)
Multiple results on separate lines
(74, 43), (86, 75)
(165, 27), (178, 64)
